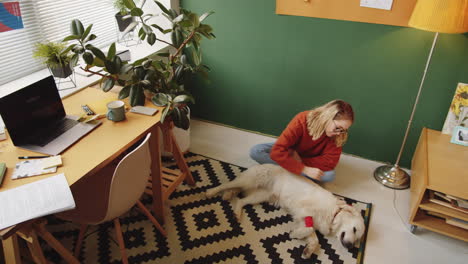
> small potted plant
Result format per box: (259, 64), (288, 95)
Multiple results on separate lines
(113, 0), (138, 32)
(62, 0), (215, 130)
(32, 41), (75, 78)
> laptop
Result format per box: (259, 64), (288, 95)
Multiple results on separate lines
(0, 76), (101, 155)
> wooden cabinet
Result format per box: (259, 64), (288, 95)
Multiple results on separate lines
(409, 128), (468, 241)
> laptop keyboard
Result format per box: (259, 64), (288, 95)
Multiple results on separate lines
(35, 118), (79, 147)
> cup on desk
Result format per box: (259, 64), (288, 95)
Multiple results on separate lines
(106, 100), (126, 122)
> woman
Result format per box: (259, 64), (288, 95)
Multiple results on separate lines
(249, 100), (354, 182)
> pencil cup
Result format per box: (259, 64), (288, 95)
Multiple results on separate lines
(106, 100), (126, 122)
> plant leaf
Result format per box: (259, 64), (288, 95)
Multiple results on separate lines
(199, 11), (214, 22)
(129, 85), (145, 106)
(81, 24), (93, 41)
(173, 14), (184, 23)
(150, 24), (165, 33)
(157, 52), (170, 57)
(63, 35), (81, 42)
(179, 20), (193, 27)
(86, 34), (97, 42)
(83, 52), (94, 65)
(130, 7), (143, 16)
(102, 78), (115, 92)
(147, 33), (156, 45)
(154, 0), (170, 15)
(118, 85), (131, 99)
(120, 63), (133, 74)
(70, 19), (84, 36)
(160, 105), (171, 123)
(124, 0), (136, 9)
(88, 46), (106, 60)
(61, 44), (77, 55)
(142, 24), (152, 34)
(174, 94), (194, 104)
(107, 43), (116, 59)
(151, 93), (170, 106)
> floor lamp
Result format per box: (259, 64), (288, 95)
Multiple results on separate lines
(374, 0), (468, 189)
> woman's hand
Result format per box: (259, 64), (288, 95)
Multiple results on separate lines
(302, 166), (324, 181)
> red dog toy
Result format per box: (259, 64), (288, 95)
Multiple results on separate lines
(304, 216), (314, 227)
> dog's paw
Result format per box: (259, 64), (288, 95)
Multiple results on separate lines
(205, 188), (218, 198)
(301, 242), (318, 259)
(234, 204), (243, 221)
(301, 234), (319, 259)
(221, 190), (236, 200)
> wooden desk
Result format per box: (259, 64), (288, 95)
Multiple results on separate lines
(0, 87), (194, 263)
(409, 128), (468, 241)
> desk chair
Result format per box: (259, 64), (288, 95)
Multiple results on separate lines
(56, 133), (166, 264)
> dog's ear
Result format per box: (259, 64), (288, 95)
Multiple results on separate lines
(337, 201), (360, 217)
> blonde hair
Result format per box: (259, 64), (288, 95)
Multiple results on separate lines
(306, 100), (354, 147)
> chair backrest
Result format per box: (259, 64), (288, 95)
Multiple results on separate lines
(101, 133), (152, 222)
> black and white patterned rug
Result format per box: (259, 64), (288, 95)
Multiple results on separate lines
(42, 153), (372, 264)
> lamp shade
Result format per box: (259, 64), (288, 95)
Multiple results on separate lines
(408, 0), (468, 33)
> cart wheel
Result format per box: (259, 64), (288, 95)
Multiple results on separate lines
(410, 225), (417, 233)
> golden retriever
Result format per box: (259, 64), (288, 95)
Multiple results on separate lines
(206, 164), (365, 259)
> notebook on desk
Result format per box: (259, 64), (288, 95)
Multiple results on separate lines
(0, 76), (101, 155)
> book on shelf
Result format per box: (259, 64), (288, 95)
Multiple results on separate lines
(429, 191), (468, 214)
(446, 218), (468, 230)
(425, 210), (447, 220)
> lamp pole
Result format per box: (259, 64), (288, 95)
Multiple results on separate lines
(373, 32), (439, 189)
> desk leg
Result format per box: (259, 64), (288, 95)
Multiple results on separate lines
(150, 124), (165, 224)
(3, 234), (22, 264)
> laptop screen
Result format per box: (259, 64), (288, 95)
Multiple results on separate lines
(0, 76), (66, 145)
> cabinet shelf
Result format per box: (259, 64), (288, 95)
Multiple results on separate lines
(412, 215), (468, 242)
(419, 202), (468, 222)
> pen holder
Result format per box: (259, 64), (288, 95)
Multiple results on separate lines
(106, 100), (126, 122)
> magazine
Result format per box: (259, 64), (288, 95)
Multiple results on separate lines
(442, 83), (468, 135)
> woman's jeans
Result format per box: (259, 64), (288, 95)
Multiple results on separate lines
(249, 143), (336, 182)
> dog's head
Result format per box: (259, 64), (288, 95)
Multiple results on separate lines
(331, 200), (365, 249)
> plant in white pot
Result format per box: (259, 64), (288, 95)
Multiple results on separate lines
(62, 0), (214, 151)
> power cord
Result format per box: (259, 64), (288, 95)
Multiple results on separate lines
(392, 188), (411, 232)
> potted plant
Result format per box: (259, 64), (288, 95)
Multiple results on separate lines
(32, 41), (75, 78)
(113, 0), (138, 32)
(62, 0), (215, 130)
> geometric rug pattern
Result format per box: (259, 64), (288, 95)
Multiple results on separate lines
(41, 153), (372, 264)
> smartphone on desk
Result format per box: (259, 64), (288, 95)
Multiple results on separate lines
(130, 106), (158, 116)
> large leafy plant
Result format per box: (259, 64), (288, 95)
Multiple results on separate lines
(63, 0), (215, 129)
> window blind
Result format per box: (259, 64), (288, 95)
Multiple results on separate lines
(0, 0), (117, 86)
(0, 0), (43, 85)
(33, 0), (117, 47)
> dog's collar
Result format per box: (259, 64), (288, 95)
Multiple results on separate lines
(330, 207), (344, 232)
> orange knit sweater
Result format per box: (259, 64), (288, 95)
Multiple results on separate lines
(270, 111), (342, 175)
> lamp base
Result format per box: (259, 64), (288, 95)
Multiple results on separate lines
(373, 165), (410, 190)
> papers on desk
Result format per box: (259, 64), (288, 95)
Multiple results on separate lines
(11, 156), (63, 179)
(0, 173), (75, 230)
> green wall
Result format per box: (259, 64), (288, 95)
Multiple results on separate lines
(182, 0), (468, 168)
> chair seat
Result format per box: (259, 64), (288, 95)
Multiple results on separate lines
(145, 167), (187, 201)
